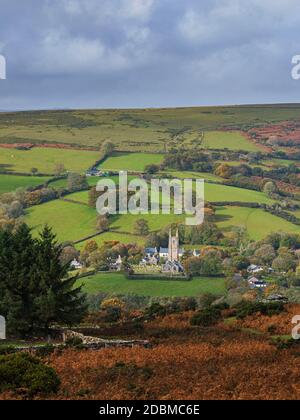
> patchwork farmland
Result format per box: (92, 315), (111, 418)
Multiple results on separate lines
(1, 105), (300, 299)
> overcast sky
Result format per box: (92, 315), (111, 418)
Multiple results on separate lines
(0, 0), (299, 110)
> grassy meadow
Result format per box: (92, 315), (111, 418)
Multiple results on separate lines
(25, 199), (97, 242)
(110, 213), (185, 233)
(201, 131), (258, 151)
(100, 152), (164, 172)
(23, 176), (284, 245)
(204, 183), (273, 204)
(76, 272), (226, 297)
(216, 206), (300, 240)
(0, 174), (49, 194)
(0, 147), (101, 174)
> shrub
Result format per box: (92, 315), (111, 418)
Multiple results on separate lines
(199, 293), (217, 309)
(213, 302), (230, 311)
(102, 306), (122, 323)
(179, 297), (197, 312)
(272, 337), (295, 350)
(65, 336), (84, 347)
(145, 303), (167, 318)
(0, 353), (60, 396)
(190, 307), (222, 327)
(233, 301), (285, 319)
(34, 345), (56, 358)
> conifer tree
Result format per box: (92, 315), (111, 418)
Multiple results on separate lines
(0, 224), (87, 336)
(0, 224), (37, 335)
(33, 225), (87, 330)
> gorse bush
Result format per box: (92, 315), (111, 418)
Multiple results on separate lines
(0, 353), (60, 396)
(233, 301), (285, 320)
(213, 302), (230, 311)
(190, 307), (222, 327)
(145, 303), (167, 319)
(65, 337), (84, 348)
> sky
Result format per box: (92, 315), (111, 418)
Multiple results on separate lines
(0, 0), (300, 110)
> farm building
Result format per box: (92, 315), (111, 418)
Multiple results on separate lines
(247, 264), (264, 274)
(248, 277), (267, 289)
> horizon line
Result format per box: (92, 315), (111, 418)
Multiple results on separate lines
(1, 101), (300, 113)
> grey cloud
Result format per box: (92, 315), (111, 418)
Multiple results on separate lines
(0, 0), (299, 110)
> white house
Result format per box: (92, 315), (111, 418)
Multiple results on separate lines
(159, 248), (169, 259)
(110, 255), (123, 271)
(70, 259), (83, 270)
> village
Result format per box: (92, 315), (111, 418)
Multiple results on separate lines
(69, 227), (290, 300)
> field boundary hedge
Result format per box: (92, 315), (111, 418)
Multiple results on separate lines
(211, 201), (262, 208)
(73, 231), (104, 245)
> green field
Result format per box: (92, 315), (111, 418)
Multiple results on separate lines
(77, 231), (145, 250)
(202, 131), (259, 151)
(0, 147), (101, 174)
(110, 213), (185, 233)
(216, 206), (300, 240)
(66, 190), (89, 204)
(205, 183), (273, 204)
(1, 105), (300, 151)
(76, 272), (226, 297)
(25, 199), (97, 242)
(23, 178), (277, 245)
(0, 174), (49, 194)
(68, 175), (274, 206)
(100, 153), (164, 172)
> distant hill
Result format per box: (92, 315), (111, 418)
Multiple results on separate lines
(0, 104), (300, 152)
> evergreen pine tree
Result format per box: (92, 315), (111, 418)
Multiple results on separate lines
(0, 224), (37, 335)
(0, 224), (87, 336)
(33, 225), (87, 330)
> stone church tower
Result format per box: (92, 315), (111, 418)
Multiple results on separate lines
(168, 228), (179, 261)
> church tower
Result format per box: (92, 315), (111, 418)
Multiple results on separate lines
(168, 228), (179, 261)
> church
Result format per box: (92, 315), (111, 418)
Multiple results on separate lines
(142, 228), (185, 273)
(168, 228), (181, 261)
(144, 228), (185, 262)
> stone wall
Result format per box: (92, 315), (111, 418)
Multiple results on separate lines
(63, 330), (150, 349)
